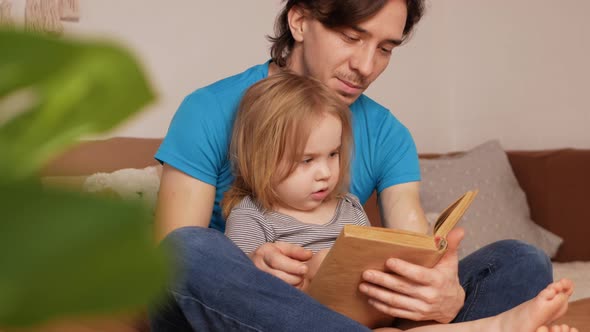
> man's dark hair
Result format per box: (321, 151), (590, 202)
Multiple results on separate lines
(268, 0), (425, 67)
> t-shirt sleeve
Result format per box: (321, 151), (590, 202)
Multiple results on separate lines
(345, 193), (372, 227)
(375, 114), (421, 193)
(155, 89), (231, 186)
(225, 205), (274, 255)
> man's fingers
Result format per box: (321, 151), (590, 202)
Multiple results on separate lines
(266, 269), (306, 286)
(254, 256), (306, 286)
(381, 227), (464, 283)
(366, 298), (423, 322)
(445, 227), (465, 254)
(435, 227), (464, 270)
(359, 228), (466, 323)
(358, 281), (430, 321)
(262, 251), (308, 276)
(379, 258), (436, 286)
(274, 241), (313, 261)
(362, 269), (423, 297)
(258, 242), (310, 276)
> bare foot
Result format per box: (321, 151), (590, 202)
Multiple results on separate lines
(491, 278), (574, 332)
(373, 279), (576, 332)
(536, 324), (579, 332)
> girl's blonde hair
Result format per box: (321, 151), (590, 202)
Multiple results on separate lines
(222, 71), (353, 218)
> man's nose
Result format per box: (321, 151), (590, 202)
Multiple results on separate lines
(350, 44), (375, 78)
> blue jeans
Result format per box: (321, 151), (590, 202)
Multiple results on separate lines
(453, 239), (553, 322)
(149, 228), (552, 331)
(150, 228), (369, 332)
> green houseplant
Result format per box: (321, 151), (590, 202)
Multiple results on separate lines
(0, 28), (169, 328)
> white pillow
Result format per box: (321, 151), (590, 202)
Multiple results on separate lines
(419, 141), (562, 259)
(83, 165), (162, 212)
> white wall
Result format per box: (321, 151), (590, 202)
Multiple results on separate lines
(369, 0), (590, 152)
(58, 0), (282, 140)
(17, 0), (589, 152)
(444, 0), (590, 151)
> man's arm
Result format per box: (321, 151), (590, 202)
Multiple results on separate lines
(360, 181), (465, 323)
(378, 182), (429, 234)
(155, 164), (313, 285)
(154, 164), (216, 242)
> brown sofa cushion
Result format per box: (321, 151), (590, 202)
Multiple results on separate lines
(44, 138), (589, 262)
(42, 137), (161, 176)
(508, 149), (590, 262)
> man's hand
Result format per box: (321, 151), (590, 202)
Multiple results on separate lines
(249, 241), (313, 289)
(358, 227), (465, 323)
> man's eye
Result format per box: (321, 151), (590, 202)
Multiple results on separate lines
(380, 47), (393, 55)
(342, 33), (360, 42)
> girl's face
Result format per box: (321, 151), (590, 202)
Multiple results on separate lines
(273, 113), (342, 213)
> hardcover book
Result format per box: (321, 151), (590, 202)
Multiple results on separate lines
(307, 190), (478, 328)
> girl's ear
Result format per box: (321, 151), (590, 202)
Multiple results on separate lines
(287, 5), (306, 42)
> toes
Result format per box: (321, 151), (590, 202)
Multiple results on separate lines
(554, 279), (566, 293)
(554, 278), (575, 296)
(540, 286), (558, 300)
(546, 278), (575, 298)
(549, 324), (572, 332)
(563, 279), (575, 295)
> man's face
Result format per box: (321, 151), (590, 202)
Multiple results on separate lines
(288, 0), (408, 105)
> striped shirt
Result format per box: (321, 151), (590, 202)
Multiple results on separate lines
(225, 193), (370, 254)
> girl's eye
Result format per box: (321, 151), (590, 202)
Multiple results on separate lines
(302, 158), (313, 164)
(329, 152), (340, 158)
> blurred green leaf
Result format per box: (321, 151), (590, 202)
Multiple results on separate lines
(0, 181), (170, 327)
(0, 28), (168, 328)
(0, 29), (155, 179)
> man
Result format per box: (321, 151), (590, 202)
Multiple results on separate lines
(151, 0), (552, 330)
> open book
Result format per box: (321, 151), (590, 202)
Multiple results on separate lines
(307, 190), (478, 328)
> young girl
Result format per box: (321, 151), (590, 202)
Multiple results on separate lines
(223, 72), (577, 332)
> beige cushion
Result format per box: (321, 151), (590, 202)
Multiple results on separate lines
(419, 140), (562, 259)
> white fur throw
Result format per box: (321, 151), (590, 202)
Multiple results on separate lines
(83, 165), (162, 211)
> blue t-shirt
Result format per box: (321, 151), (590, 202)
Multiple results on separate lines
(156, 62), (421, 232)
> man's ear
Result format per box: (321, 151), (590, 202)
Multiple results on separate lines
(287, 5), (306, 42)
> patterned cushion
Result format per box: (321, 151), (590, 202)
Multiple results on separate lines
(419, 140), (562, 258)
